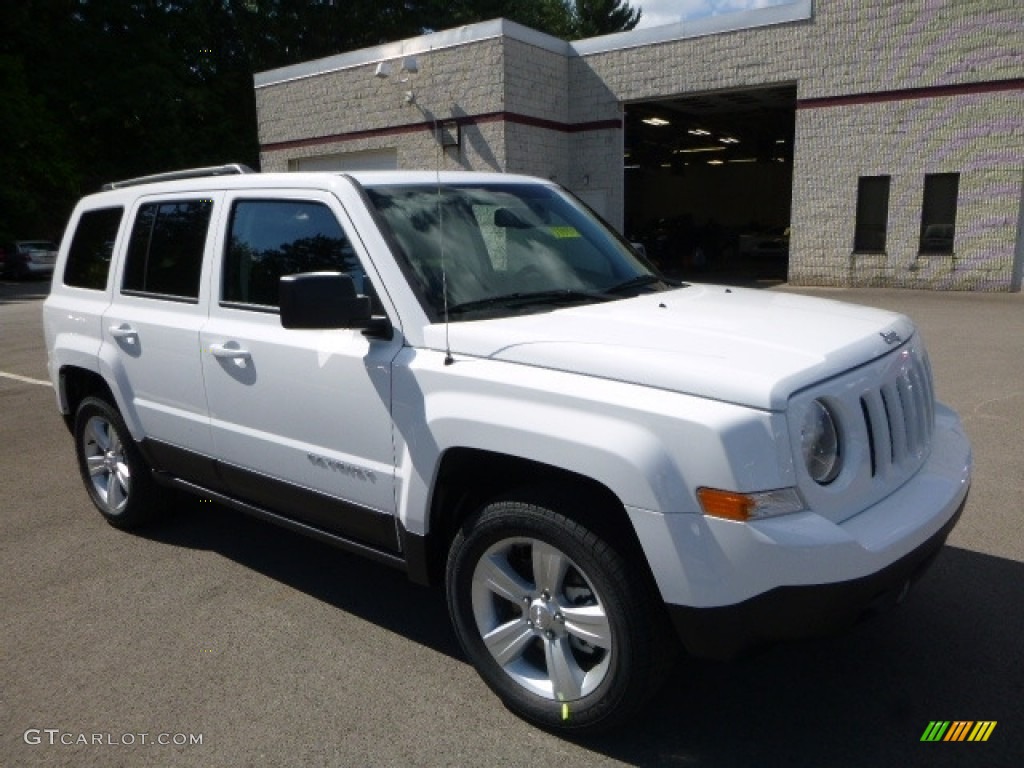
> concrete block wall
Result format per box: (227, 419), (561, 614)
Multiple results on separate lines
(499, 37), (572, 182)
(254, 2), (1023, 289)
(258, 37), (509, 173)
(568, 0), (1022, 290)
(807, 0), (1024, 98)
(784, 0), (1024, 290)
(790, 90), (1023, 290)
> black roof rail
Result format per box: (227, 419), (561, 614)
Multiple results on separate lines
(100, 164), (255, 191)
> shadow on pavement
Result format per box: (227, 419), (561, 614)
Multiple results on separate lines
(578, 546), (1022, 767)
(139, 495), (460, 660)
(140, 496), (1021, 766)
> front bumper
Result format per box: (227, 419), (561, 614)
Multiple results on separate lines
(666, 494), (965, 658)
(627, 404), (971, 658)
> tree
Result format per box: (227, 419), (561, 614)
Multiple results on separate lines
(570, 0), (642, 38)
(0, 0), (641, 240)
(432, 0), (640, 39)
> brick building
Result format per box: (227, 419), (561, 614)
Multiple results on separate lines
(255, 0), (1024, 291)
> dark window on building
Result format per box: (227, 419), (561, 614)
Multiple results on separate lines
(854, 176), (890, 252)
(223, 200), (368, 308)
(122, 200), (213, 300)
(919, 173), (959, 254)
(64, 207), (123, 290)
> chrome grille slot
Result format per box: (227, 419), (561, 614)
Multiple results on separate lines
(860, 392), (890, 477)
(859, 349), (935, 478)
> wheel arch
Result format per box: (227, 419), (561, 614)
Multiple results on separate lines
(408, 447), (657, 593)
(58, 365), (119, 432)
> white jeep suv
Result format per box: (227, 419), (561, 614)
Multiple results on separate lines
(44, 165), (971, 732)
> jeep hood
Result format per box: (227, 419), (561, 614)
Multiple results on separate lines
(427, 285), (916, 411)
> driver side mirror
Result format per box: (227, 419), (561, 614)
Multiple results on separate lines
(279, 272), (373, 330)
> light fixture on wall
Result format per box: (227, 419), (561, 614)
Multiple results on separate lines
(374, 56), (420, 105)
(437, 120), (460, 148)
(399, 57), (418, 79)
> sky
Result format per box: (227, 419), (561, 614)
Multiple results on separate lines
(632, 0), (797, 29)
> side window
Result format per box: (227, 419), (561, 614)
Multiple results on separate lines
(919, 173), (959, 254)
(853, 176), (890, 253)
(64, 207), (123, 290)
(122, 200), (213, 300)
(223, 199), (367, 308)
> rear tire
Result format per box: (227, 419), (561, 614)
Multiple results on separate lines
(446, 493), (673, 733)
(73, 396), (163, 529)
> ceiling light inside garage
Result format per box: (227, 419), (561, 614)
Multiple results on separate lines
(642, 117), (671, 126)
(674, 146), (726, 154)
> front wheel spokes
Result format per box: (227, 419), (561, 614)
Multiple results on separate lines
(531, 540), (570, 594)
(478, 551), (533, 604)
(545, 634), (585, 701)
(483, 617), (535, 666)
(559, 603), (612, 649)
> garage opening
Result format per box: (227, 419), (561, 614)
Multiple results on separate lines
(624, 85), (796, 284)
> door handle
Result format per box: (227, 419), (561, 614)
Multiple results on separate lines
(108, 324), (138, 343)
(208, 342), (252, 362)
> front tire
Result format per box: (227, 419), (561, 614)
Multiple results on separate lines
(74, 396), (162, 529)
(446, 494), (672, 733)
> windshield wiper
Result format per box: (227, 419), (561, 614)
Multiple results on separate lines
(603, 274), (674, 295)
(447, 289), (611, 316)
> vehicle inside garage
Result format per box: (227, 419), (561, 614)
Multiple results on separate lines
(623, 85), (797, 284)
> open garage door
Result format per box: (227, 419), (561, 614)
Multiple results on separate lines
(624, 85), (796, 284)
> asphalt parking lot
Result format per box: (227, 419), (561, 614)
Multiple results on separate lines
(2, 277), (1021, 767)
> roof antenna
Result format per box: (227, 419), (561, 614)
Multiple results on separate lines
(436, 118), (454, 366)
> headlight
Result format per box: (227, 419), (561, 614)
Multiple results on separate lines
(801, 400), (841, 484)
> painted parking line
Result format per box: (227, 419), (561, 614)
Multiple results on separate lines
(0, 371), (52, 387)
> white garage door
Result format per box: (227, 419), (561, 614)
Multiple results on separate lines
(290, 150), (398, 172)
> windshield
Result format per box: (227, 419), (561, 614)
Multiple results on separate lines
(364, 182), (673, 320)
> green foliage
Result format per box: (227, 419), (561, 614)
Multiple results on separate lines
(0, 0), (638, 239)
(0, 54), (77, 241)
(571, 0), (642, 38)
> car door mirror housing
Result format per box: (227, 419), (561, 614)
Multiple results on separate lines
(279, 272), (373, 330)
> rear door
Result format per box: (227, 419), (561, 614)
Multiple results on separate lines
(199, 191), (402, 551)
(101, 194), (220, 481)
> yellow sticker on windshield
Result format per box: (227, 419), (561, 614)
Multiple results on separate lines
(549, 226), (581, 239)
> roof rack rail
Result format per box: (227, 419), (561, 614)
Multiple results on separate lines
(101, 163), (255, 191)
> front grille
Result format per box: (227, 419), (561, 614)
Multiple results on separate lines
(858, 350), (935, 479)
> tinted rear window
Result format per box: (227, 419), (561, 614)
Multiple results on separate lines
(123, 200), (213, 300)
(64, 207), (123, 290)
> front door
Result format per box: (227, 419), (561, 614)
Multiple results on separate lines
(200, 191), (401, 551)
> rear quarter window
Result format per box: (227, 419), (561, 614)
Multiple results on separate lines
(63, 207), (124, 290)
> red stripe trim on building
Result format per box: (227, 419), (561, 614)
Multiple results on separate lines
(797, 78), (1024, 110)
(261, 111), (621, 153)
